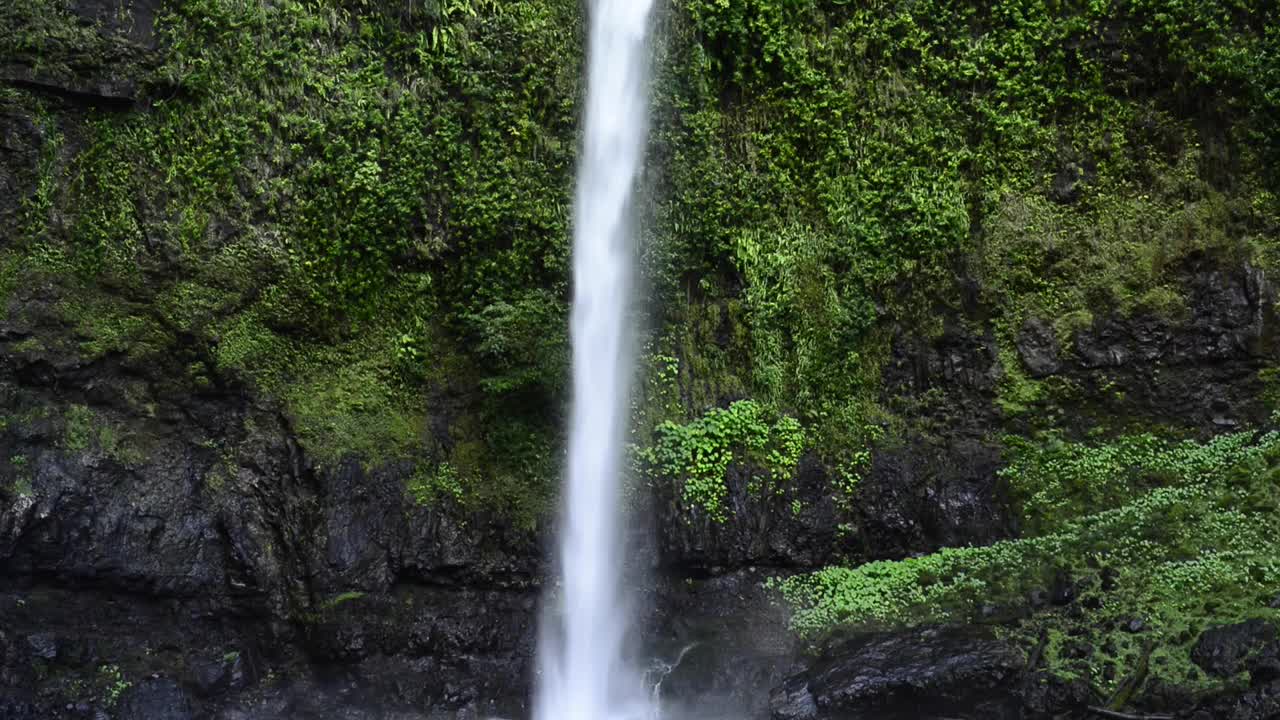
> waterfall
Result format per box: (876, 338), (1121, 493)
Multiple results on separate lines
(533, 2), (657, 720)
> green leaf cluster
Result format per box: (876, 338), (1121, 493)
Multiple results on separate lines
(637, 400), (804, 522)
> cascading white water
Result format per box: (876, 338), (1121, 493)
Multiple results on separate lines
(534, 2), (656, 720)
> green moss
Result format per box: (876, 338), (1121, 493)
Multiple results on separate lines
(10, 338), (43, 354)
(62, 404), (146, 466)
(63, 405), (94, 452)
(0, 0), (129, 81)
(58, 294), (171, 362)
(6, 455), (34, 499)
(995, 345), (1044, 417)
(4, 0), (1278, 524)
(407, 463), (465, 506)
(1261, 368), (1280, 414)
(320, 591), (367, 610)
(672, 301), (751, 414)
(282, 345), (425, 470)
(0, 252), (20, 310)
(203, 458), (231, 494)
(209, 311), (297, 391)
(64, 117), (146, 280)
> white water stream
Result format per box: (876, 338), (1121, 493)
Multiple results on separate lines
(533, 2), (657, 720)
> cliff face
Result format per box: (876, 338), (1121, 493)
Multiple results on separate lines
(2, 1), (1279, 719)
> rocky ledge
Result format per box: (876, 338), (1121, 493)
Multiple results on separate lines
(771, 622), (1280, 720)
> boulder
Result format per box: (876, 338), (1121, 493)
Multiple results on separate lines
(1192, 620), (1278, 678)
(768, 627), (1024, 720)
(1015, 317), (1062, 377)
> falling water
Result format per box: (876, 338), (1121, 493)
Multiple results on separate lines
(533, 2), (657, 720)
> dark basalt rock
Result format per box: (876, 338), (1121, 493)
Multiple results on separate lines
(0, 71), (140, 109)
(655, 452), (849, 572)
(1187, 680), (1280, 720)
(118, 679), (195, 720)
(768, 627), (1025, 720)
(1249, 641), (1280, 686)
(868, 320), (1011, 558)
(1192, 620), (1278, 679)
(1018, 671), (1091, 717)
(857, 435), (1008, 559)
(1064, 261), (1277, 430)
(0, 108), (43, 230)
(650, 569), (797, 719)
(68, 0), (162, 48)
(0, 0), (161, 108)
(25, 632), (58, 661)
(1016, 317), (1062, 377)
(0, 691), (37, 720)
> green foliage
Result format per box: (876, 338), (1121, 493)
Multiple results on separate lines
(637, 400), (805, 522)
(831, 428), (880, 507)
(279, 336), (426, 470)
(62, 404), (146, 466)
(3, 0), (1278, 524)
(776, 427), (1280, 700)
(653, 0), (1277, 445)
(320, 591), (367, 610)
(64, 117), (147, 279)
(0, 0), (132, 82)
(465, 289), (568, 396)
(1003, 429), (1280, 533)
(5, 455), (34, 499)
(0, 0), (585, 502)
(63, 405), (95, 453)
(631, 349), (685, 439)
(58, 292), (171, 362)
(733, 225), (890, 454)
(97, 664), (130, 708)
(0, 252), (20, 310)
(1261, 368), (1280, 413)
(407, 463), (465, 506)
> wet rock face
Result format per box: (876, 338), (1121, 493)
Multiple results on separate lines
(0, 0), (161, 107)
(649, 569), (798, 719)
(857, 436), (1007, 560)
(769, 627), (1025, 720)
(0, 109), (43, 229)
(0, 296), (544, 718)
(1206, 641), (1280, 720)
(1193, 620), (1279, 679)
(762, 615), (1280, 720)
(655, 454), (849, 572)
(1060, 261), (1276, 431)
(0, 692), (37, 720)
(869, 321), (1011, 558)
(118, 679), (195, 720)
(1074, 264), (1273, 370)
(1015, 317), (1062, 378)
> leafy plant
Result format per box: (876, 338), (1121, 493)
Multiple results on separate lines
(637, 400), (805, 522)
